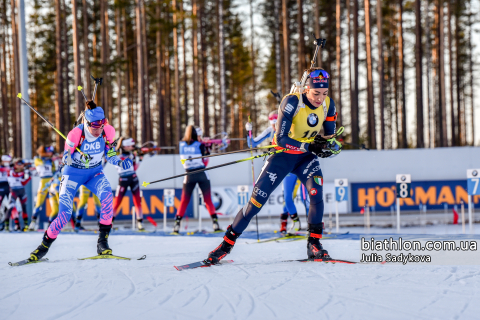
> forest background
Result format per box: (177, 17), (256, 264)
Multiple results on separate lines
(0, 0), (479, 156)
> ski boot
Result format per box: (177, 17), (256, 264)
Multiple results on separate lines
(0, 222), (4, 231)
(2, 220), (10, 232)
(14, 219), (21, 232)
(30, 232), (56, 261)
(22, 216), (29, 231)
(307, 222), (330, 260)
(279, 213), (288, 235)
(137, 219), (145, 231)
(74, 221), (85, 232)
(206, 225), (241, 264)
(211, 214), (222, 232)
(97, 223), (113, 255)
(288, 213), (301, 234)
(172, 216), (182, 234)
(28, 218), (37, 231)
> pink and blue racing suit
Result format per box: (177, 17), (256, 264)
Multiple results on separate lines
(46, 123), (121, 239)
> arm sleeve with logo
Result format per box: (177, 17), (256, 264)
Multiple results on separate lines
(323, 99), (336, 136)
(276, 95), (309, 150)
(64, 127), (83, 155)
(103, 124), (122, 166)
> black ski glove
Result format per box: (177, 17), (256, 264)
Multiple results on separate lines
(308, 135), (341, 158)
(308, 135), (330, 157)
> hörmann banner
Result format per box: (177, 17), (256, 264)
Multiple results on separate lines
(351, 180), (480, 212)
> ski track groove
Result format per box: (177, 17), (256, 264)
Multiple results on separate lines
(117, 269), (137, 303)
(156, 288), (176, 307)
(44, 292), (107, 320)
(333, 292), (432, 320)
(256, 268), (301, 298)
(202, 284), (211, 307)
(456, 294), (474, 319)
(58, 272), (76, 295)
(5, 291), (22, 320)
(236, 284), (257, 319)
(262, 301), (278, 318)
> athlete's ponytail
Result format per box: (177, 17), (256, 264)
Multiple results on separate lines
(36, 145), (45, 157)
(182, 125), (198, 145)
(85, 100), (97, 110)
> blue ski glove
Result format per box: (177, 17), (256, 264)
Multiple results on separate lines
(118, 158), (133, 170)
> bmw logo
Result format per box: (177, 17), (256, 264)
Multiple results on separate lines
(401, 176), (406, 181)
(473, 170), (478, 177)
(307, 113), (319, 127)
(339, 180), (344, 186)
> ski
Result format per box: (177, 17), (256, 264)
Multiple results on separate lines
(79, 254), (147, 261)
(276, 232), (351, 243)
(8, 258), (49, 267)
(247, 234), (305, 244)
(192, 229), (225, 235)
(284, 258), (357, 264)
(174, 259), (234, 271)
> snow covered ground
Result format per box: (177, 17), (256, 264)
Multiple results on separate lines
(1, 225), (480, 320)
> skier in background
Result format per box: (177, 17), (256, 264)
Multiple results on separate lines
(29, 145), (56, 230)
(112, 137), (144, 230)
(1, 159), (31, 231)
(206, 68), (340, 263)
(173, 125), (222, 234)
(0, 155), (12, 223)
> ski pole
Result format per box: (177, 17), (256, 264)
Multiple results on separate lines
(143, 126), (345, 187)
(178, 127), (346, 166)
(142, 149), (286, 188)
(77, 86), (88, 102)
(16, 93), (92, 162)
(180, 144), (276, 165)
(247, 115), (260, 242)
(91, 75), (103, 102)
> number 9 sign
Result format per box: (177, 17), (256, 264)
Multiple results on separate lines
(334, 179), (349, 202)
(396, 174), (412, 199)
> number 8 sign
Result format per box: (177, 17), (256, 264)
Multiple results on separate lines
(334, 179), (349, 202)
(396, 174), (412, 198)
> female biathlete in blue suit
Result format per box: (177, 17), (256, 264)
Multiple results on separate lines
(28, 100), (133, 261)
(206, 68), (341, 263)
(246, 111), (305, 234)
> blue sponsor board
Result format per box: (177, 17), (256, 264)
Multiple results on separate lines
(36, 189), (194, 222)
(351, 180), (480, 212)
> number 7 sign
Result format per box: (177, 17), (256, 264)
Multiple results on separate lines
(467, 169), (480, 195)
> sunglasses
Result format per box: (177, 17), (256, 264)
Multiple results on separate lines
(309, 69), (330, 79)
(87, 118), (106, 129)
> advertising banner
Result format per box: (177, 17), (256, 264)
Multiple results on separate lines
(352, 180), (480, 212)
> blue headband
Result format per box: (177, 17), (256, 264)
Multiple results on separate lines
(307, 69), (330, 89)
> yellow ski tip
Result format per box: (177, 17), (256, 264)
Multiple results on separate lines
(17, 93), (22, 99)
(77, 86), (83, 91)
(180, 159), (186, 164)
(142, 181), (149, 188)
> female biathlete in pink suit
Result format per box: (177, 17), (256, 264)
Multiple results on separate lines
(28, 101), (133, 261)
